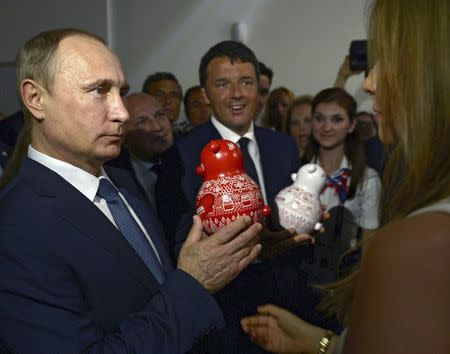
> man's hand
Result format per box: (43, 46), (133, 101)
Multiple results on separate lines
(177, 215), (262, 293)
(257, 228), (312, 260)
(258, 210), (330, 260)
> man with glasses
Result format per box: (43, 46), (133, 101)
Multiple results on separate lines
(142, 72), (191, 136)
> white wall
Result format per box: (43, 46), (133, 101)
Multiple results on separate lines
(0, 0), (108, 115)
(112, 0), (372, 111)
(0, 0), (372, 116)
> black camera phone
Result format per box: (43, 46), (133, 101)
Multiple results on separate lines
(349, 40), (367, 72)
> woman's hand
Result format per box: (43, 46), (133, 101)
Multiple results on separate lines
(241, 304), (324, 354)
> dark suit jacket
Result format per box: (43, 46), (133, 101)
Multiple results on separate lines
(365, 136), (385, 177)
(156, 120), (301, 256)
(107, 147), (135, 174)
(0, 158), (224, 354)
(0, 111), (24, 154)
(106, 148), (150, 204)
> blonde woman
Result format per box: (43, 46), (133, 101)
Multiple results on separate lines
(242, 0), (450, 353)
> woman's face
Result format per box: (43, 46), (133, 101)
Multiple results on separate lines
(268, 90), (291, 129)
(312, 102), (356, 150)
(289, 103), (312, 150)
(363, 63), (392, 143)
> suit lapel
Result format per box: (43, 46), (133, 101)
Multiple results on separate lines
(205, 120), (223, 140)
(23, 159), (161, 292)
(254, 127), (278, 202)
(253, 128), (283, 233)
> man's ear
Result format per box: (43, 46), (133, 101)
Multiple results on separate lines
(201, 87), (210, 105)
(20, 79), (47, 121)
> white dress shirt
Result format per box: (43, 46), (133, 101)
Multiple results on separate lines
(211, 116), (268, 203)
(28, 145), (163, 265)
(313, 155), (381, 230)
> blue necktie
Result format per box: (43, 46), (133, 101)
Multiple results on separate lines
(97, 178), (166, 284)
(238, 137), (259, 185)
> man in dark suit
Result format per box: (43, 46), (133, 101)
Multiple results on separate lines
(157, 40), (302, 256)
(0, 28), (262, 354)
(155, 42), (338, 353)
(108, 92), (174, 211)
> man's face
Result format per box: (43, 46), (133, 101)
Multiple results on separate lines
(124, 94), (173, 161)
(35, 35), (129, 174)
(255, 74), (270, 119)
(145, 79), (182, 123)
(203, 57), (258, 135)
(185, 88), (212, 127)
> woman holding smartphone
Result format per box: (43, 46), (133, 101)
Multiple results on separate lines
(242, 1), (450, 353)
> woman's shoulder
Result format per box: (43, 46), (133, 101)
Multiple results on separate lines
(369, 212), (450, 272)
(345, 211), (450, 353)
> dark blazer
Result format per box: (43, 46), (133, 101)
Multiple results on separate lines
(0, 110), (24, 154)
(106, 148), (149, 202)
(0, 158), (224, 354)
(156, 120), (301, 256)
(365, 136), (385, 177)
(107, 147), (135, 175)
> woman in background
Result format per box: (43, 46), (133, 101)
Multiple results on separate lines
(261, 86), (294, 131)
(284, 95), (313, 163)
(305, 87), (380, 285)
(242, 0), (450, 353)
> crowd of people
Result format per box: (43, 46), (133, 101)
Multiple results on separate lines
(0, 0), (449, 353)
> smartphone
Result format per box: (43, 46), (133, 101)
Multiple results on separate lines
(349, 40), (367, 72)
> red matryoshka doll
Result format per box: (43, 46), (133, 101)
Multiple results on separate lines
(195, 139), (271, 235)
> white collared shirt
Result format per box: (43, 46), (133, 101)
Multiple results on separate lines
(312, 155), (381, 230)
(211, 116), (268, 203)
(28, 145), (163, 266)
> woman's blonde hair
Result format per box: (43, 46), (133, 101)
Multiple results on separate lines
(371, 0), (450, 222)
(322, 0), (450, 323)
